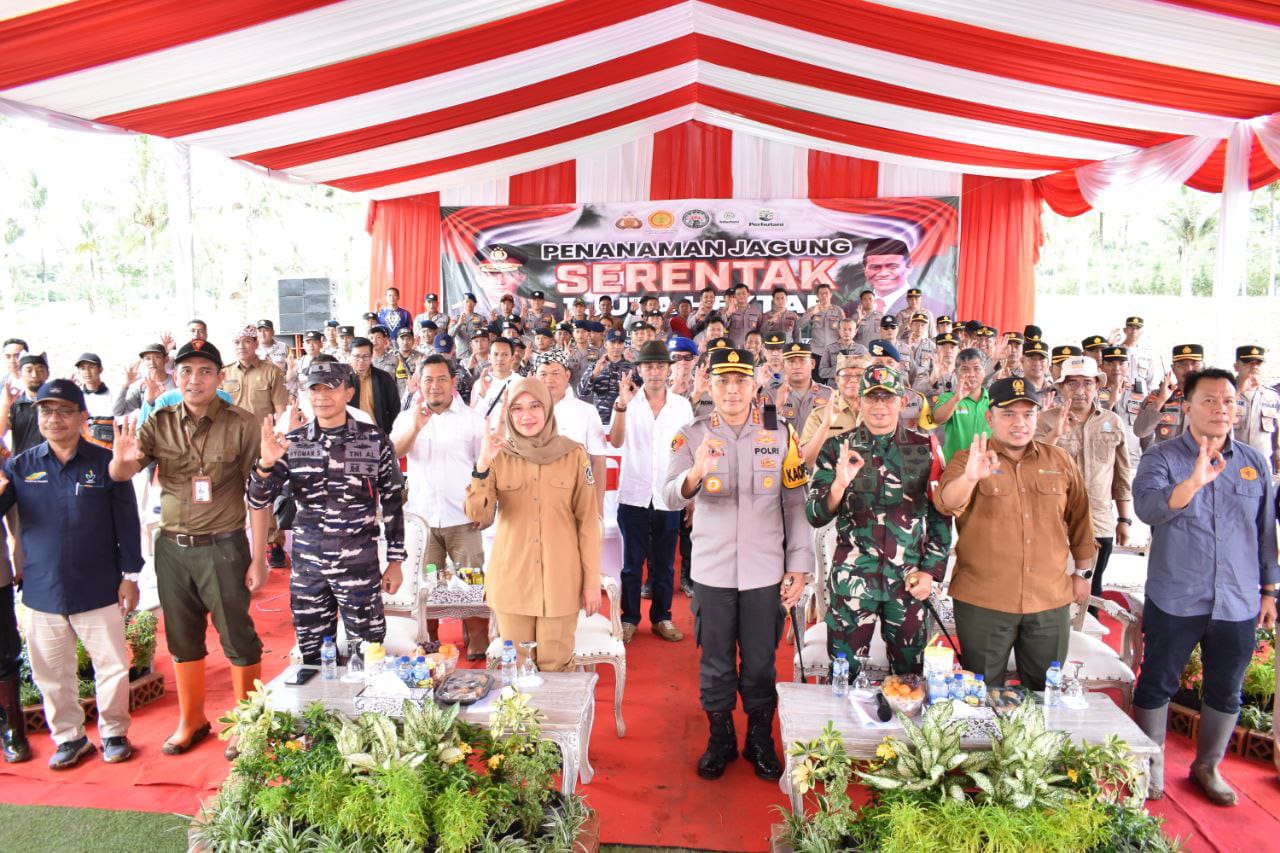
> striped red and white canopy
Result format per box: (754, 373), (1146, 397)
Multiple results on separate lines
(3, 0), (1279, 201)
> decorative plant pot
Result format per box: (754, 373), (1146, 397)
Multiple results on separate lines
(1168, 703), (1199, 741)
(21, 671), (164, 733)
(1245, 729), (1275, 764)
(1169, 702), (1270, 761)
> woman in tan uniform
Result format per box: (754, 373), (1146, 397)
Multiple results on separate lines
(465, 377), (600, 671)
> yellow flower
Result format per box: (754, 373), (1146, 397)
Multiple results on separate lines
(791, 760), (816, 794)
(875, 742), (897, 761)
(1067, 768), (1079, 783)
(284, 740), (303, 752)
(458, 742), (473, 756)
(488, 754), (504, 769)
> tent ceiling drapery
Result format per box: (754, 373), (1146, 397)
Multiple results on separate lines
(3, 0), (1278, 201)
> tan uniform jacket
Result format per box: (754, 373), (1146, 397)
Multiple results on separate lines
(221, 360), (287, 420)
(1234, 386), (1280, 474)
(1035, 406), (1132, 539)
(464, 446), (601, 618)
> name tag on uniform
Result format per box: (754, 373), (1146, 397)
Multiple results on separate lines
(192, 476), (213, 504)
(288, 441), (325, 460)
(1101, 421), (1112, 432)
(344, 439), (380, 476)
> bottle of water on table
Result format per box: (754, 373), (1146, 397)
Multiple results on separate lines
(1045, 660), (1063, 707)
(320, 636), (338, 680)
(972, 673), (987, 705)
(501, 640), (517, 686)
(830, 652), (849, 698)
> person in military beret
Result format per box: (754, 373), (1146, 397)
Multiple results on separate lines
(1134, 344), (1203, 446)
(807, 365), (951, 678)
(250, 361), (405, 669)
(663, 347), (812, 783)
(1232, 345), (1279, 474)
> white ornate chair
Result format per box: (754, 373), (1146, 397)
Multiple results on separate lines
(382, 512), (426, 636)
(486, 575), (627, 737)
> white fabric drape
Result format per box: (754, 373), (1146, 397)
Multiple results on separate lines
(575, 136), (654, 202)
(877, 163), (963, 198)
(1253, 113), (1280, 174)
(730, 133), (806, 199)
(166, 141), (195, 316)
(440, 179), (509, 207)
(1075, 134), (1219, 208)
(1214, 123), (1253, 298)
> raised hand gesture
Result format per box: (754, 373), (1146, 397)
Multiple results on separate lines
(1189, 435), (1226, 489)
(963, 433), (999, 481)
(159, 331), (175, 353)
(112, 416), (143, 464)
(259, 415), (290, 468)
(692, 364), (709, 399)
(287, 401), (306, 432)
(1156, 371), (1177, 405)
(414, 398), (433, 431)
(0, 383), (18, 412)
(616, 375), (638, 408)
(831, 443), (864, 490)
(692, 435), (725, 481)
(124, 359), (140, 387)
(143, 374), (165, 405)
(1047, 409), (1078, 443)
(477, 412), (505, 470)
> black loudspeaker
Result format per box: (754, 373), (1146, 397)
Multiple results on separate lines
(276, 278), (336, 336)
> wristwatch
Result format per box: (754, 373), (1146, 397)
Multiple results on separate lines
(1116, 517), (1133, 526)
(1074, 568), (1095, 580)
(121, 573), (141, 583)
(254, 459), (275, 475)
(471, 467), (490, 480)
(1262, 588), (1279, 599)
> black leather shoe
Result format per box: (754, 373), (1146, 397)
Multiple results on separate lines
(680, 578), (694, 597)
(640, 582), (652, 600)
(743, 707), (783, 781)
(2, 731), (30, 764)
(0, 677), (30, 763)
(268, 544), (288, 569)
(696, 710), (738, 780)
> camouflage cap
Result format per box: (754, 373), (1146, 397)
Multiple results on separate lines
(302, 361), (351, 389)
(834, 353), (872, 375)
(860, 364), (904, 396)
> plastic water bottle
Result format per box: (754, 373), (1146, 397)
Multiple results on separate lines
(972, 674), (987, 706)
(396, 655), (414, 687)
(949, 673), (964, 701)
(500, 640), (518, 686)
(413, 656), (431, 688)
(1045, 661), (1064, 707)
(320, 637), (338, 680)
(830, 653), (849, 698)
(927, 670), (949, 704)
(425, 563), (438, 589)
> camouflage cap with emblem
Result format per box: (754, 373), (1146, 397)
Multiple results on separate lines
(302, 361), (351, 389)
(1051, 344), (1083, 364)
(860, 364), (904, 396)
(989, 376), (1041, 408)
(1171, 344), (1204, 362)
(763, 333), (787, 350)
(782, 341), (812, 360)
(1081, 335), (1107, 351)
(708, 348), (755, 376)
(1102, 345), (1128, 362)
(1236, 345), (1265, 363)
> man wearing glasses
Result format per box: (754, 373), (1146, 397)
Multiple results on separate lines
(347, 337), (399, 433)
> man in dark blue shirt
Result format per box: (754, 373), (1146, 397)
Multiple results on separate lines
(1131, 368), (1278, 805)
(0, 380), (143, 770)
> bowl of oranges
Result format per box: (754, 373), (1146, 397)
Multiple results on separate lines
(880, 674), (926, 716)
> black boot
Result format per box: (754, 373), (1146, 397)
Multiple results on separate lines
(742, 706), (783, 781)
(0, 677), (31, 763)
(696, 710), (738, 780)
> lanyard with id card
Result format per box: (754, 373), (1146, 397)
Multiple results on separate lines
(185, 421), (214, 504)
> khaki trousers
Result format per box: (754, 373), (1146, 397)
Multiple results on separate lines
(494, 612), (578, 672)
(24, 604), (131, 744)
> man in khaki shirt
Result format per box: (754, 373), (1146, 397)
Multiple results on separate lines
(799, 353), (870, 467)
(935, 377), (1096, 690)
(1035, 357), (1132, 602)
(222, 326), (288, 421)
(109, 340), (267, 757)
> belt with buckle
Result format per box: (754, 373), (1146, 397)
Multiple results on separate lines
(160, 529), (242, 548)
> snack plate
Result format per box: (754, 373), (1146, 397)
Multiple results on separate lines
(435, 670), (495, 705)
(353, 686), (432, 716)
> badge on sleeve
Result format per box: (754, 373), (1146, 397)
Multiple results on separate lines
(584, 462), (595, 485)
(671, 433), (686, 453)
(1240, 466), (1258, 481)
(781, 426), (808, 489)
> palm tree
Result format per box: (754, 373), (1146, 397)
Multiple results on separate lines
(1157, 190), (1217, 298)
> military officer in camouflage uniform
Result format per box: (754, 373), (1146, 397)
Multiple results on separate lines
(1134, 344), (1203, 446)
(869, 340), (934, 432)
(663, 347), (812, 783)
(248, 362), (406, 664)
(579, 329), (634, 424)
(769, 342), (832, 431)
(1232, 345), (1280, 475)
(806, 365), (951, 674)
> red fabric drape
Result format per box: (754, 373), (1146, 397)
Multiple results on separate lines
(806, 150), (879, 197)
(650, 120), (733, 199)
(957, 175), (1042, 334)
(509, 161), (577, 204)
(1033, 170), (1091, 217)
(365, 193), (441, 311)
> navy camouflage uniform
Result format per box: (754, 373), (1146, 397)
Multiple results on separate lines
(579, 357), (635, 424)
(248, 415), (406, 663)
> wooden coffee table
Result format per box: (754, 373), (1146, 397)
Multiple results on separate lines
(263, 668), (598, 796)
(775, 683), (1159, 813)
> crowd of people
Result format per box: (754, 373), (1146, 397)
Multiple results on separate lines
(0, 275), (1274, 813)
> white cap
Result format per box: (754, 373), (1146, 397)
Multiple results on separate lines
(1058, 355), (1098, 380)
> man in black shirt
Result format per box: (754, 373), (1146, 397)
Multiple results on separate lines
(1, 353), (50, 454)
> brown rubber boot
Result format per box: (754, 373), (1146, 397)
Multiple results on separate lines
(162, 660), (211, 756)
(0, 677), (30, 763)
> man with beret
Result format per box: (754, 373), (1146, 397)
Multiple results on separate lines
(254, 320), (289, 371)
(1121, 316), (1154, 393)
(109, 340), (266, 755)
(252, 361), (405, 667)
(936, 377), (1096, 689)
(893, 287), (933, 336)
(451, 292), (488, 360)
(580, 329), (634, 425)
(664, 347), (812, 782)
(1232, 346), (1280, 475)
(414, 292), (450, 335)
(608, 341), (694, 643)
(807, 365), (951, 677)
(770, 342), (832, 432)
(0, 380), (143, 768)
(1135, 344), (1204, 446)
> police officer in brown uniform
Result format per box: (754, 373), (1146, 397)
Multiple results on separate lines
(109, 341), (266, 755)
(1134, 344), (1203, 445)
(663, 347), (812, 782)
(1101, 345), (1144, 468)
(1232, 345), (1280, 475)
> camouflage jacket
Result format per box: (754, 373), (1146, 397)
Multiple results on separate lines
(248, 416), (406, 563)
(806, 424), (951, 581)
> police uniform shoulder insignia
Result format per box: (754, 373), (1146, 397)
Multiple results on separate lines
(671, 432), (687, 453)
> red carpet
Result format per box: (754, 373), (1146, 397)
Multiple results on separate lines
(0, 572), (1275, 852)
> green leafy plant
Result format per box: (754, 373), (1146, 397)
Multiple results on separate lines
(971, 701), (1073, 809)
(1058, 734), (1144, 808)
(859, 795), (1110, 853)
(779, 720), (857, 848)
(124, 609), (158, 673)
(1238, 705), (1273, 734)
(856, 701), (990, 803)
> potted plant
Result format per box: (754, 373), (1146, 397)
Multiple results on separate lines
(124, 610), (158, 679)
(192, 684), (597, 851)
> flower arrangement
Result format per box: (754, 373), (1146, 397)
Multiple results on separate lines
(779, 701), (1181, 852)
(193, 684), (588, 852)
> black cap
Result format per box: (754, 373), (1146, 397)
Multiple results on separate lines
(934, 331), (959, 346)
(1172, 344), (1204, 362)
(301, 362), (350, 389)
(978, 326), (996, 338)
(906, 288), (922, 297)
(936, 315), (953, 325)
(1004, 333), (1024, 345)
(74, 352), (102, 368)
(708, 348), (755, 375)
(1023, 340), (1049, 357)
(425, 293), (438, 302)
(325, 319), (339, 328)
(557, 322), (574, 333)
(1081, 335), (1107, 351)
(1125, 316), (1144, 328)
(419, 318), (435, 329)
(707, 336), (732, 351)
(1023, 324), (1043, 342)
(605, 329), (626, 343)
(782, 341), (812, 359)
(763, 333), (787, 349)
(18, 352), (47, 369)
(535, 327), (554, 339)
(35, 379), (85, 410)
(397, 328), (413, 339)
(464, 292), (477, 301)
(338, 325), (355, 336)
(362, 311), (378, 321)
(1051, 345), (1083, 364)
(303, 331), (323, 342)
(879, 315), (898, 328)
(174, 339), (223, 369)
(530, 290), (545, 300)
(1236, 345), (1265, 363)
(369, 324), (390, 337)
(256, 318), (274, 330)
(989, 376), (1041, 409)
(962, 320), (983, 334)
(1102, 346), (1128, 362)
(474, 244), (528, 271)
(572, 297), (586, 306)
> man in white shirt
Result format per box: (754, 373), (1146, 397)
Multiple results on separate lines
(608, 342), (694, 643)
(532, 350), (609, 513)
(470, 336), (518, 419)
(391, 354), (489, 658)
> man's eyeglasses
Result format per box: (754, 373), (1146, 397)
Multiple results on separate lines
(671, 354), (696, 362)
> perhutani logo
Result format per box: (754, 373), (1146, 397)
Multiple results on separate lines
(647, 210), (675, 229)
(682, 209), (711, 229)
(750, 208), (785, 228)
(717, 211), (741, 225)
(756, 209), (775, 222)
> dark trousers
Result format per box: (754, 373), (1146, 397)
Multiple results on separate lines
(291, 556), (385, 664)
(678, 514), (693, 587)
(1091, 536), (1114, 599)
(1133, 599), (1256, 714)
(617, 503), (679, 625)
(952, 599), (1070, 690)
(155, 532), (263, 666)
(692, 582), (783, 713)
(0, 585), (19, 681)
